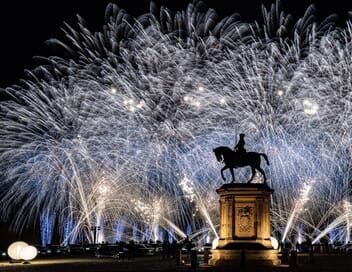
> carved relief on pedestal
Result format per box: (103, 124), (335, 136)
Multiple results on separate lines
(235, 203), (256, 238)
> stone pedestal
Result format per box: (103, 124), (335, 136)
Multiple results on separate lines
(209, 183), (279, 266)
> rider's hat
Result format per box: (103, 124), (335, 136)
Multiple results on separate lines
(239, 133), (245, 137)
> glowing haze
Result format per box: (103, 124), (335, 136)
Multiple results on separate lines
(0, 1), (351, 245)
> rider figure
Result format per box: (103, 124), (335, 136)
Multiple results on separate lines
(234, 133), (246, 156)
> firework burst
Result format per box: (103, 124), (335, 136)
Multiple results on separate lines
(0, 1), (352, 245)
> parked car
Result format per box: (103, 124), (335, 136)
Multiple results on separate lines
(37, 246), (52, 256)
(84, 245), (99, 256)
(56, 246), (70, 255)
(198, 243), (212, 253)
(44, 245), (70, 256)
(135, 244), (156, 256)
(148, 243), (162, 254)
(339, 242), (352, 254)
(95, 245), (121, 258)
(68, 245), (85, 255)
(34, 245), (65, 256)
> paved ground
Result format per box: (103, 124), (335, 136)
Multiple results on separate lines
(0, 254), (352, 272)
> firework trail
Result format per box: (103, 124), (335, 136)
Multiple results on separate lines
(0, 1), (352, 245)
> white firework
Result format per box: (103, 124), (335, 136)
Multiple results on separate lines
(0, 1), (351, 245)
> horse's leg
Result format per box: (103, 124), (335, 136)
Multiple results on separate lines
(256, 167), (267, 184)
(229, 168), (235, 183)
(220, 166), (228, 181)
(248, 166), (256, 183)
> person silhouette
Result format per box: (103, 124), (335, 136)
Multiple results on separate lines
(234, 133), (246, 156)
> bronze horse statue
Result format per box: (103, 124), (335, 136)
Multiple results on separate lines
(213, 146), (269, 184)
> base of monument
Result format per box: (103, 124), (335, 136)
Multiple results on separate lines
(209, 247), (279, 266)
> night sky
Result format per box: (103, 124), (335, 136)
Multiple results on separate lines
(0, 0), (351, 88)
(0, 0), (352, 248)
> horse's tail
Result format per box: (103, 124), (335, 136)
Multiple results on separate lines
(260, 153), (270, 165)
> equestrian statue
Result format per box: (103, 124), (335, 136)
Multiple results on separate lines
(213, 133), (269, 184)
